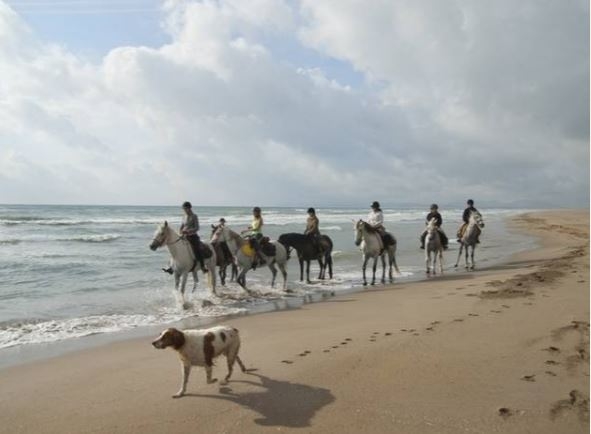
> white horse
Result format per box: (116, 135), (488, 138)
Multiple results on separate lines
(455, 211), (485, 270)
(425, 217), (444, 275)
(211, 225), (288, 292)
(149, 222), (217, 303)
(354, 220), (400, 286)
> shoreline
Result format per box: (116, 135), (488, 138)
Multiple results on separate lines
(0, 210), (588, 434)
(1, 212), (538, 370)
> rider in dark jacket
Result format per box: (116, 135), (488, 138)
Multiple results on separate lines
(420, 204), (449, 249)
(458, 199), (480, 242)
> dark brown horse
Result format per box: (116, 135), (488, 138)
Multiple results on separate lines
(278, 233), (333, 283)
(210, 225), (237, 286)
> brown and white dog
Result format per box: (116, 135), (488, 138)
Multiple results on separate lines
(152, 325), (246, 398)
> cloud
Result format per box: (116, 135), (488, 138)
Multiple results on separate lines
(0, 0), (588, 207)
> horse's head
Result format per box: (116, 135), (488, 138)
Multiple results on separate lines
(470, 211), (485, 229)
(354, 220), (365, 246)
(426, 217), (438, 232)
(150, 221), (170, 251)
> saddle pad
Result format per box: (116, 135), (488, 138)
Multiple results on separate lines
(199, 244), (213, 259)
(261, 242), (276, 257)
(240, 244), (256, 258)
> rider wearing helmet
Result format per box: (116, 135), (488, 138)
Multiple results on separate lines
(367, 201), (385, 234)
(420, 204), (449, 250)
(242, 207), (265, 268)
(180, 201), (207, 273)
(304, 207), (320, 253)
(457, 199), (480, 242)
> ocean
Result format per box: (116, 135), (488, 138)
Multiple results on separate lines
(0, 204), (537, 366)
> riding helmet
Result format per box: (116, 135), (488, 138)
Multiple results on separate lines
(430, 203), (438, 210)
(253, 206), (261, 213)
(182, 201), (192, 209)
(307, 207), (315, 214)
(371, 201), (380, 209)
(467, 199), (474, 206)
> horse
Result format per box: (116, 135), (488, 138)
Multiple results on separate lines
(354, 220), (400, 286)
(149, 221), (217, 304)
(455, 211), (485, 270)
(209, 226), (238, 286)
(425, 217), (444, 275)
(211, 225), (288, 292)
(277, 233), (333, 283)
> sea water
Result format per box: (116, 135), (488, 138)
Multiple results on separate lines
(0, 204), (537, 365)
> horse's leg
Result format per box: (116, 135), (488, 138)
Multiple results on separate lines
(299, 258), (304, 282)
(438, 249), (444, 274)
(380, 254), (386, 284)
(179, 273), (188, 303)
(208, 259), (217, 296)
(464, 245), (470, 269)
(470, 245), (475, 270)
(317, 258), (324, 280)
(387, 250), (393, 282)
(362, 255), (369, 286)
(306, 260), (311, 284)
(425, 250), (430, 274)
(268, 261), (278, 288)
(454, 243), (464, 268)
(327, 253), (333, 279)
(371, 256), (378, 285)
(278, 262), (288, 290)
(191, 270), (198, 293)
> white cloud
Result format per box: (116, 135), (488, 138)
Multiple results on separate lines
(0, 0), (588, 207)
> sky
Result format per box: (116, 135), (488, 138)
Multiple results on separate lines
(0, 0), (589, 208)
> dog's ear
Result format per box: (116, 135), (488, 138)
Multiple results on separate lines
(165, 328), (185, 349)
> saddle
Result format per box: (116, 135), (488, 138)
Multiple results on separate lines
(260, 237), (276, 257)
(198, 242), (213, 259)
(381, 232), (395, 247)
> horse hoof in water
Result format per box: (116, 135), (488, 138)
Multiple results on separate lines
(182, 301), (192, 310)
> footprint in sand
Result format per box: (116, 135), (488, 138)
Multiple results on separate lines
(468, 313), (479, 317)
(501, 305), (510, 309)
(281, 360), (294, 364)
(453, 318), (465, 322)
(543, 346), (560, 353)
(490, 310), (502, 313)
(521, 374), (536, 382)
(545, 371), (557, 376)
(345, 338), (352, 341)
(498, 407), (513, 418)
(331, 345), (339, 349)
(323, 349), (330, 353)
(545, 360), (560, 365)
(384, 332), (392, 336)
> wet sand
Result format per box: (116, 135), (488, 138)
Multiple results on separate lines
(0, 210), (588, 434)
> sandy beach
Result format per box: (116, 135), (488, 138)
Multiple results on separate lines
(0, 210), (588, 434)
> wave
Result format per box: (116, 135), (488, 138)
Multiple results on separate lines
(0, 234), (121, 244)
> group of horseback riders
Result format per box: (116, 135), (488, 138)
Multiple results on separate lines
(163, 198), (481, 274)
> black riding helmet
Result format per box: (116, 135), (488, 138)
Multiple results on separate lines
(182, 201), (192, 209)
(371, 201), (380, 209)
(467, 199), (474, 206)
(307, 207), (315, 214)
(430, 203), (438, 210)
(253, 207), (261, 213)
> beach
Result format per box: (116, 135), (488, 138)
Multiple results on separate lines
(0, 210), (588, 433)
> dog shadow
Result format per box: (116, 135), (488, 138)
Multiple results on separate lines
(184, 371), (335, 428)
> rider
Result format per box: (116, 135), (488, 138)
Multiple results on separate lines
(420, 204), (449, 250)
(304, 207), (320, 253)
(457, 199), (480, 243)
(215, 218), (233, 264)
(367, 200), (393, 249)
(241, 207), (265, 268)
(180, 201), (207, 273)
(162, 201), (207, 274)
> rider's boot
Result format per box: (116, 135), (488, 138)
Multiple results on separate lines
(162, 266), (173, 274)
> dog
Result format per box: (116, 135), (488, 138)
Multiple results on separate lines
(152, 325), (246, 398)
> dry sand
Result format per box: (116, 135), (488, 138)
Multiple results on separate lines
(0, 210), (588, 434)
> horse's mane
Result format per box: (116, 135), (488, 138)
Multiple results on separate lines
(359, 220), (379, 233)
